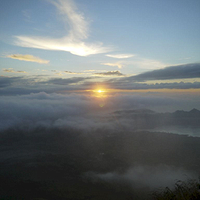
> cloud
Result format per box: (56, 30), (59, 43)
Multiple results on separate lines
(102, 62), (123, 69)
(2, 74), (200, 97)
(0, 92), (113, 131)
(94, 71), (124, 76)
(105, 78), (200, 90)
(3, 69), (15, 73)
(3, 68), (27, 73)
(87, 166), (197, 189)
(0, 76), (22, 88)
(83, 69), (108, 73)
(0, 76), (97, 95)
(96, 62), (200, 91)
(45, 77), (92, 85)
(0, 91), (200, 131)
(64, 71), (83, 74)
(102, 58), (167, 72)
(0, 91), (200, 199)
(17, 71), (27, 73)
(131, 58), (167, 70)
(22, 9), (33, 23)
(106, 54), (135, 59)
(14, 0), (111, 56)
(7, 54), (49, 64)
(2, 64), (200, 97)
(0, 92), (191, 130)
(130, 63), (200, 81)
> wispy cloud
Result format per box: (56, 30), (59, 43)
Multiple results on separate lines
(102, 62), (123, 69)
(3, 69), (15, 73)
(7, 54), (49, 64)
(64, 71), (83, 75)
(103, 57), (166, 71)
(129, 58), (167, 70)
(94, 71), (124, 76)
(3, 68), (27, 73)
(22, 10), (33, 23)
(17, 71), (27, 73)
(50, 0), (88, 40)
(45, 77), (92, 85)
(14, 0), (111, 56)
(106, 54), (135, 59)
(83, 69), (107, 73)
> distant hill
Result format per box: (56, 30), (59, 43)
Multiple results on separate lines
(111, 108), (200, 130)
(173, 108), (200, 117)
(113, 108), (155, 115)
(114, 108), (200, 116)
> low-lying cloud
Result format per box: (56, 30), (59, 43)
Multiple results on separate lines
(0, 91), (200, 200)
(86, 165), (198, 189)
(0, 91), (200, 132)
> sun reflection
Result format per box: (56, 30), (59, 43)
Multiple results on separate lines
(92, 88), (107, 107)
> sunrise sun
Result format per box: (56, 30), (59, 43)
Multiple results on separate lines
(92, 88), (107, 97)
(98, 90), (102, 93)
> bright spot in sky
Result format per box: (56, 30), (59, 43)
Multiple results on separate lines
(92, 88), (107, 98)
(96, 89), (106, 93)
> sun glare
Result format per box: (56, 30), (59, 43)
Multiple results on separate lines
(92, 88), (107, 98)
(93, 88), (107, 107)
(96, 89), (106, 94)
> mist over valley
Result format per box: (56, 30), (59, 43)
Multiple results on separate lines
(0, 92), (200, 200)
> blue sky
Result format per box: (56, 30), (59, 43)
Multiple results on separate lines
(0, 0), (200, 100)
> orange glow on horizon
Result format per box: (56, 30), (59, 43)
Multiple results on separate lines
(93, 88), (200, 94)
(59, 88), (200, 95)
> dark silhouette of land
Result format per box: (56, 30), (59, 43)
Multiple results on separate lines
(0, 109), (200, 199)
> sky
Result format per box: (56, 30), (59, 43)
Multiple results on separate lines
(0, 0), (200, 111)
(1, 1), (200, 198)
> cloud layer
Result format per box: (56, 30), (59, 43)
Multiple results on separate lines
(130, 63), (200, 81)
(0, 92), (200, 200)
(1, 62), (200, 98)
(15, 0), (110, 56)
(0, 91), (200, 131)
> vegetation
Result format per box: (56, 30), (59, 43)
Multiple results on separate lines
(152, 179), (200, 200)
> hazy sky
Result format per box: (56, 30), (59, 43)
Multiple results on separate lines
(0, 0), (200, 105)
